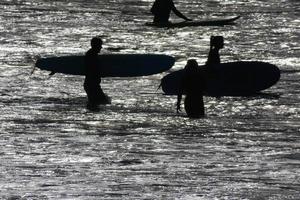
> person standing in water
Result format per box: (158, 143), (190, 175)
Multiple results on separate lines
(177, 59), (205, 118)
(151, 0), (192, 23)
(206, 36), (224, 66)
(84, 36), (110, 111)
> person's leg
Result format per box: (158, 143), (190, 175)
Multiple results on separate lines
(84, 83), (100, 111)
(95, 84), (110, 104)
(184, 95), (205, 118)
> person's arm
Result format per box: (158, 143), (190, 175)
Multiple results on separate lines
(206, 48), (213, 65)
(172, 6), (192, 21)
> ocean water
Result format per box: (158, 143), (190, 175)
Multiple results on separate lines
(0, 0), (299, 199)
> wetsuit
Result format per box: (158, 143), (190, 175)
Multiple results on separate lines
(84, 49), (106, 107)
(182, 68), (205, 118)
(206, 48), (220, 66)
(151, 0), (190, 23)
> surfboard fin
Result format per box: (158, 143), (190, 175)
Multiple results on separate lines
(156, 83), (162, 91)
(30, 65), (36, 75)
(30, 54), (41, 75)
(49, 71), (56, 76)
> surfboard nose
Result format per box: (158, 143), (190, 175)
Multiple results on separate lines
(34, 54), (175, 77)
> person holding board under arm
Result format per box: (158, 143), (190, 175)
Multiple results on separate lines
(177, 59), (205, 118)
(151, 0), (192, 23)
(84, 36), (110, 112)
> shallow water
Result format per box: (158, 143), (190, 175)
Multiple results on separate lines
(0, 0), (299, 199)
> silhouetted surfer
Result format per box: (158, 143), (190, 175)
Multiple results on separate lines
(206, 36), (224, 66)
(205, 36), (224, 98)
(177, 59), (205, 118)
(151, 0), (192, 23)
(84, 37), (110, 111)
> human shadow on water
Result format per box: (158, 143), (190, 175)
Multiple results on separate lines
(13, 96), (178, 116)
(248, 92), (281, 99)
(3, 96), (86, 112)
(117, 159), (143, 166)
(208, 93), (281, 102)
(20, 96), (85, 106)
(280, 69), (300, 74)
(229, 92), (281, 100)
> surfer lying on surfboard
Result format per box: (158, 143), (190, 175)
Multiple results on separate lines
(150, 0), (192, 23)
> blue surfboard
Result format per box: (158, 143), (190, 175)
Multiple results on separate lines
(161, 61), (280, 96)
(35, 54), (175, 77)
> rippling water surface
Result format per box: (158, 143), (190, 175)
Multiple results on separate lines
(0, 0), (299, 199)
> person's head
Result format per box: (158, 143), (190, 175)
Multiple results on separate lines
(210, 36), (224, 49)
(90, 36), (103, 52)
(185, 59), (198, 73)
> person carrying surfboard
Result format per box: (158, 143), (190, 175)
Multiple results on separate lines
(177, 59), (205, 118)
(84, 36), (110, 111)
(206, 36), (224, 66)
(151, 0), (192, 23)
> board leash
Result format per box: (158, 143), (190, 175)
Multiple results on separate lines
(30, 54), (41, 75)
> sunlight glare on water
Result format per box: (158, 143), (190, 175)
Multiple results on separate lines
(0, 0), (299, 199)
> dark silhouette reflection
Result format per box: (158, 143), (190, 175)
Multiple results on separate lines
(206, 36), (224, 66)
(177, 59), (205, 118)
(84, 36), (110, 112)
(245, 92), (281, 99)
(150, 0), (192, 23)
